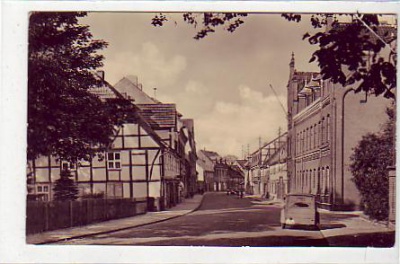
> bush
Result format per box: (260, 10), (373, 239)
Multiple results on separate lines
(349, 105), (395, 221)
(53, 169), (79, 201)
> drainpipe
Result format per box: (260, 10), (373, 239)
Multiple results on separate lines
(341, 88), (355, 205)
(341, 88), (368, 206)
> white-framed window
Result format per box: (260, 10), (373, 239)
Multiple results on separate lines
(61, 160), (77, 171)
(37, 185), (49, 193)
(36, 184), (50, 201)
(107, 151), (121, 170)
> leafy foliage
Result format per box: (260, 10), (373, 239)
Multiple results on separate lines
(152, 12), (248, 40)
(53, 169), (79, 201)
(28, 12), (132, 162)
(282, 13), (396, 99)
(349, 104), (395, 220)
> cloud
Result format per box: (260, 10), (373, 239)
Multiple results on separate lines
(195, 85), (287, 157)
(103, 42), (187, 87)
(158, 80), (214, 120)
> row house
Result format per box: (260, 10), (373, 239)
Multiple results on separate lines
(214, 159), (245, 192)
(247, 147), (265, 195)
(246, 133), (288, 199)
(196, 150), (245, 192)
(287, 32), (393, 210)
(263, 133), (288, 200)
(27, 73), (197, 211)
(181, 119), (198, 197)
(196, 150), (220, 191)
(27, 76), (169, 212)
(114, 75), (198, 206)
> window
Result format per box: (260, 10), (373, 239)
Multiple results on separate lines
(321, 118), (325, 143)
(297, 133), (300, 154)
(327, 115), (331, 142)
(317, 168), (321, 193)
(37, 185), (49, 193)
(313, 124), (317, 148)
(61, 160), (76, 171)
(321, 168), (325, 194)
(107, 152), (121, 170)
(313, 169), (316, 190)
(306, 128), (309, 151)
(326, 166), (330, 194)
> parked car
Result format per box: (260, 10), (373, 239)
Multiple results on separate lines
(280, 193), (320, 230)
(226, 189), (238, 195)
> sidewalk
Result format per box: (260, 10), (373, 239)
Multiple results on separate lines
(26, 194), (204, 245)
(248, 193), (393, 240)
(318, 209), (394, 239)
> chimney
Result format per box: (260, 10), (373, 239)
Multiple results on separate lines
(326, 14), (334, 32)
(96, 70), (105, 80)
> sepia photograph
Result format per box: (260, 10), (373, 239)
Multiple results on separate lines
(1, 1), (399, 263)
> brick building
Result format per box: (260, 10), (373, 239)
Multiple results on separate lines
(286, 52), (391, 210)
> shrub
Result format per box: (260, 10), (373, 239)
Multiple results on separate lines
(349, 105), (395, 221)
(53, 169), (79, 201)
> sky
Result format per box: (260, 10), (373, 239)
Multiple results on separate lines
(80, 13), (321, 158)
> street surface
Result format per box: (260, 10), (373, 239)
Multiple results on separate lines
(57, 192), (394, 247)
(58, 193), (326, 246)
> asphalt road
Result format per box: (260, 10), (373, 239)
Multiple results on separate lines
(59, 192), (330, 246)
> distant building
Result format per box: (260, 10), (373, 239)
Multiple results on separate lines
(197, 150), (220, 191)
(263, 133), (288, 200)
(245, 133), (287, 199)
(214, 159), (244, 192)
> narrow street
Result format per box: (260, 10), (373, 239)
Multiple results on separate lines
(58, 193), (329, 246)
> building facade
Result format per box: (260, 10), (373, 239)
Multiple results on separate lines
(196, 150), (220, 191)
(114, 75), (198, 206)
(214, 159), (245, 192)
(287, 53), (391, 210)
(264, 133), (288, 200)
(27, 74), (197, 212)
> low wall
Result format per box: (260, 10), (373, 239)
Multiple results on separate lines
(26, 198), (147, 235)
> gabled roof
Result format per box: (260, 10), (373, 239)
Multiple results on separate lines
(90, 74), (126, 101)
(236, 159), (247, 168)
(137, 103), (177, 129)
(292, 71), (318, 82)
(263, 143), (286, 166)
(114, 76), (157, 103)
(90, 75), (167, 150)
(200, 150), (220, 161)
